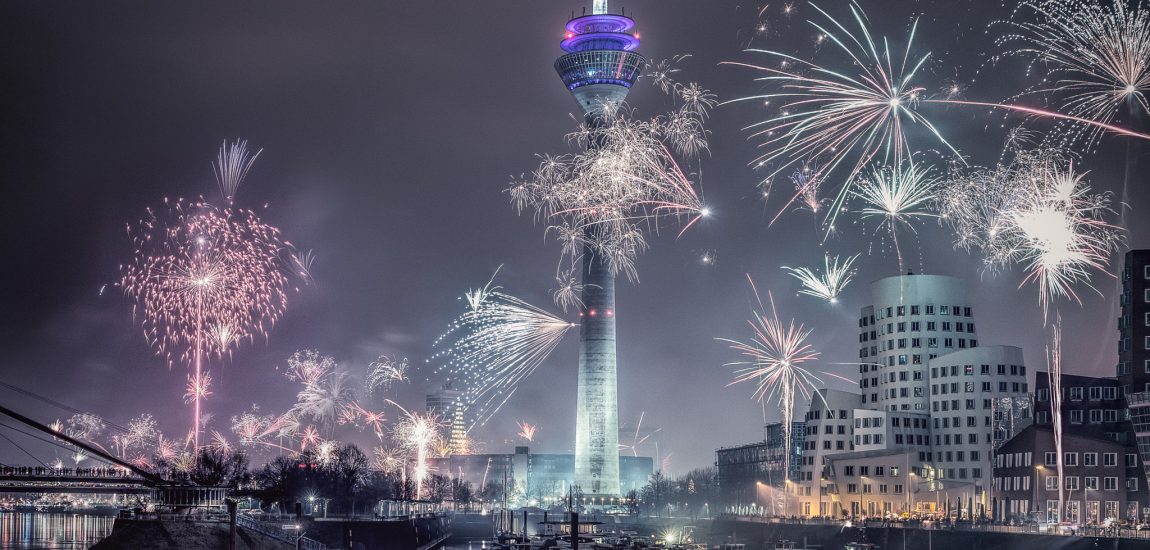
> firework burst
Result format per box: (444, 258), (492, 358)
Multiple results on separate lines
(431, 271), (575, 429)
(121, 197), (290, 449)
(781, 253), (860, 304)
(938, 147), (1123, 315)
(996, 0), (1150, 147)
(724, 2), (957, 227)
(292, 367), (356, 435)
(371, 446), (404, 475)
(727, 1), (1150, 231)
(853, 161), (940, 271)
(719, 278), (823, 485)
(367, 355), (409, 396)
(389, 401), (443, 500)
(517, 421), (537, 442)
(510, 63), (713, 282)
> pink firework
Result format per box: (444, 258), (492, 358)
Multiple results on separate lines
(121, 198), (289, 449)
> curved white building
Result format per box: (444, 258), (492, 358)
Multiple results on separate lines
(858, 274), (978, 413)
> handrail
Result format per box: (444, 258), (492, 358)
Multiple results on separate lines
(236, 514), (327, 550)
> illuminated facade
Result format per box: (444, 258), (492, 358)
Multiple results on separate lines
(555, 0), (644, 497)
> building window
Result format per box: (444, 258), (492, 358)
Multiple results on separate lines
(1065, 477), (1079, 491)
(1128, 454), (1139, 468)
(1105, 477), (1118, 491)
(1128, 478), (1139, 491)
(1046, 476), (1059, 490)
(1084, 452), (1097, 466)
(1071, 410), (1083, 424)
(1090, 409), (1102, 423)
(1104, 453), (1118, 467)
(926, 305), (935, 315)
(1045, 452), (1057, 466)
(940, 306), (950, 315)
(1070, 387), (1083, 401)
(1064, 453), (1078, 466)
(1104, 387), (1117, 400)
(1085, 477), (1099, 490)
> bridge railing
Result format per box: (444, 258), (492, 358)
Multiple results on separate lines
(236, 513), (327, 550)
(0, 466), (142, 479)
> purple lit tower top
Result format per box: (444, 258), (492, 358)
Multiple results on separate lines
(554, 0), (645, 118)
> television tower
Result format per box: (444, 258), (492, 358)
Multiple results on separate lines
(554, 0), (644, 497)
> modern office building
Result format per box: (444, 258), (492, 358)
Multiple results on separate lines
(555, 0), (645, 497)
(1117, 250), (1150, 490)
(715, 422), (803, 513)
(427, 446), (652, 506)
(1118, 249), (1150, 395)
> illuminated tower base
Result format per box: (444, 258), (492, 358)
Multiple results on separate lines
(555, 1), (643, 498)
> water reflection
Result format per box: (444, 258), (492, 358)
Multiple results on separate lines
(0, 513), (114, 549)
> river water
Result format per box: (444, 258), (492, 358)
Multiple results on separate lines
(0, 513), (114, 549)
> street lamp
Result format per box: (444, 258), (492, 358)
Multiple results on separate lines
(908, 471), (916, 516)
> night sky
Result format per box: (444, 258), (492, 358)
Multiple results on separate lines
(2, 1), (1147, 473)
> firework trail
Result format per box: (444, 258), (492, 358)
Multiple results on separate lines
(853, 161), (939, 272)
(230, 406), (298, 455)
(789, 162), (828, 218)
(510, 61), (713, 283)
(1046, 317), (1066, 519)
(388, 400), (443, 500)
(619, 411), (662, 457)
(938, 146), (1123, 316)
(726, 1), (1150, 232)
(517, 422), (537, 442)
(121, 197), (290, 449)
(289, 249), (317, 286)
(431, 270), (575, 429)
(367, 355), (409, 396)
(213, 139), (262, 206)
(781, 253), (860, 304)
(718, 277), (823, 487)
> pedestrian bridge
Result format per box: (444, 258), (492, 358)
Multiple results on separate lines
(0, 466), (152, 494)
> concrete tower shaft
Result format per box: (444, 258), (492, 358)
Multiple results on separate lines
(555, 0), (642, 497)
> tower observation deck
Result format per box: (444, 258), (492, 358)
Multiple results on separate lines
(555, 2), (645, 118)
(555, 0), (643, 497)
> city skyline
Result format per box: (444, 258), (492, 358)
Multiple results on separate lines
(3, 0), (1150, 475)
